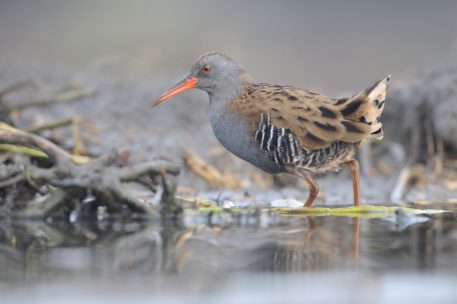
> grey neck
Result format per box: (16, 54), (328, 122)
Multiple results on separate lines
(207, 76), (253, 109)
(207, 81), (242, 107)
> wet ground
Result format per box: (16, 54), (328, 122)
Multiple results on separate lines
(1, 204), (457, 303)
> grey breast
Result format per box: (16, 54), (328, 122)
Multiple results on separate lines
(208, 101), (283, 174)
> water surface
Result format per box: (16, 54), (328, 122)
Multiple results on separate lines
(1, 206), (456, 303)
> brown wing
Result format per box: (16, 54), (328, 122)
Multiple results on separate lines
(230, 83), (379, 150)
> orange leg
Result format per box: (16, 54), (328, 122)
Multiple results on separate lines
(303, 173), (320, 207)
(346, 159), (360, 206)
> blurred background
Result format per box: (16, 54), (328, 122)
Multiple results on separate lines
(1, 2), (457, 303)
(1, 0), (457, 91)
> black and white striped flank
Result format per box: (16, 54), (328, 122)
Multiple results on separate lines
(254, 113), (303, 166)
(254, 113), (359, 171)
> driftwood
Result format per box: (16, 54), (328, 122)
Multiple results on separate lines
(0, 123), (180, 217)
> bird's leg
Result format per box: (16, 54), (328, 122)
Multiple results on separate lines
(296, 171), (319, 207)
(346, 159), (360, 206)
(290, 169), (320, 207)
(303, 174), (320, 207)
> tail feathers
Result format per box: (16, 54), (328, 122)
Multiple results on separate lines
(336, 75), (391, 140)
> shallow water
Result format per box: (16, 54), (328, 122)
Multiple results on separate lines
(1, 205), (457, 303)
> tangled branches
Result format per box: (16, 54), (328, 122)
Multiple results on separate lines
(0, 123), (180, 217)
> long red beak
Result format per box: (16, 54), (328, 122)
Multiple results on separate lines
(150, 76), (198, 108)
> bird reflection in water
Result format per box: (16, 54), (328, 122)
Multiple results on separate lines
(1, 211), (455, 283)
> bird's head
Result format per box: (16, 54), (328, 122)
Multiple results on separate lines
(151, 52), (251, 107)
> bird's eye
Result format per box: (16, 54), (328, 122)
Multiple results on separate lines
(201, 65), (212, 73)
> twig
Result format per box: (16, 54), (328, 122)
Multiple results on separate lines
(26, 118), (73, 133)
(71, 116), (88, 156)
(0, 122), (90, 165)
(0, 144), (48, 159)
(184, 149), (245, 189)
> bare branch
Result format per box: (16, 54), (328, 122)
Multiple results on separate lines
(26, 118), (73, 133)
(0, 123), (74, 166)
(0, 123), (180, 216)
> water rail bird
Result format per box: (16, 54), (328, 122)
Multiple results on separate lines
(151, 52), (390, 207)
